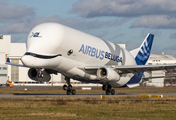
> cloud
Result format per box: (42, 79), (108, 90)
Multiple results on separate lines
(0, 15), (130, 34)
(89, 31), (108, 39)
(131, 15), (176, 29)
(11, 36), (23, 43)
(70, 0), (176, 29)
(170, 33), (176, 39)
(71, 0), (176, 18)
(108, 33), (126, 42)
(0, 0), (34, 23)
(0, 23), (31, 34)
(0, 0), (132, 34)
(162, 45), (176, 57)
(149, 43), (176, 57)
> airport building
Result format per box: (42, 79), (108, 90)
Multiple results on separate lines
(144, 54), (176, 87)
(0, 35), (176, 87)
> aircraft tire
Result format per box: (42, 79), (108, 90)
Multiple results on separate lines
(107, 85), (111, 90)
(63, 85), (67, 90)
(72, 89), (76, 95)
(102, 85), (107, 91)
(111, 89), (115, 95)
(106, 90), (110, 95)
(68, 85), (72, 90)
(66, 90), (71, 95)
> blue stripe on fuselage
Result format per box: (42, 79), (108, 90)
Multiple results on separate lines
(121, 72), (143, 87)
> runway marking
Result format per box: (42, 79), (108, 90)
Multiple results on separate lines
(151, 95), (163, 98)
(139, 95), (150, 98)
(0, 93), (175, 98)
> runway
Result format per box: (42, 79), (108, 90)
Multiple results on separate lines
(1, 86), (176, 98)
(1, 93), (176, 98)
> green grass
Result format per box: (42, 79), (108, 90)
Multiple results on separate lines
(0, 87), (176, 119)
(0, 96), (176, 120)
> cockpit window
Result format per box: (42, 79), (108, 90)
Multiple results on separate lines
(24, 52), (62, 59)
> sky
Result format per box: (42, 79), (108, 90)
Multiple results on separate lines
(1, 0), (176, 56)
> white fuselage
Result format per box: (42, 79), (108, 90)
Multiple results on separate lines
(21, 23), (138, 87)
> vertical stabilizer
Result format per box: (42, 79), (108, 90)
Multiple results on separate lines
(130, 33), (154, 65)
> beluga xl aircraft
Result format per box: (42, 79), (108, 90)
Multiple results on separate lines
(6, 23), (176, 95)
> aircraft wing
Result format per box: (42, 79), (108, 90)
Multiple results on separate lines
(5, 62), (26, 67)
(5, 57), (27, 67)
(84, 64), (176, 74)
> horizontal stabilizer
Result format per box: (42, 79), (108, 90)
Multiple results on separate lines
(126, 84), (139, 88)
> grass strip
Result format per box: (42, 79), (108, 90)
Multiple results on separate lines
(0, 96), (176, 120)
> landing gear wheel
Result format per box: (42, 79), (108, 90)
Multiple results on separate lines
(102, 85), (107, 91)
(107, 85), (111, 90)
(66, 90), (71, 95)
(71, 89), (76, 95)
(63, 85), (67, 90)
(68, 85), (72, 90)
(106, 90), (110, 95)
(111, 89), (115, 95)
(64, 77), (76, 95)
(104, 84), (115, 95)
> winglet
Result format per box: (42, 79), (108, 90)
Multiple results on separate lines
(6, 57), (10, 63)
(5, 55), (10, 63)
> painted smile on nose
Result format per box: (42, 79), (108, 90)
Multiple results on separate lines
(21, 52), (62, 67)
(24, 52), (62, 59)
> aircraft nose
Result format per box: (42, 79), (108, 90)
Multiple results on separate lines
(21, 53), (61, 67)
(21, 55), (34, 67)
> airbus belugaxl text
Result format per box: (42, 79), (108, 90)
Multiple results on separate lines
(6, 23), (176, 95)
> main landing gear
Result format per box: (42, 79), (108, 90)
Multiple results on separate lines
(102, 84), (115, 95)
(63, 77), (76, 95)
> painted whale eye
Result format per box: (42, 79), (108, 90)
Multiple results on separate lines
(67, 49), (73, 56)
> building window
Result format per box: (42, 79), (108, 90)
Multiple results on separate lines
(0, 74), (7, 77)
(0, 67), (7, 70)
(11, 59), (19, 82)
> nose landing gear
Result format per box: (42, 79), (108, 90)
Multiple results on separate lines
(63, 77), (76, 95)
(102, 84), (115, 95)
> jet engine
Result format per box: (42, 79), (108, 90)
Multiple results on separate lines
(28, 68), (51, 82)
(97, 67), (120, 81)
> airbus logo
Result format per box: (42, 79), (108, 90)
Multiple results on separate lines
(79, 44), (122, 63)
(30, 32), (42, 38)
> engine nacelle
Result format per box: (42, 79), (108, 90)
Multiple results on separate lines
(28, 68), (51, 82)
(97, 67), (120, 81)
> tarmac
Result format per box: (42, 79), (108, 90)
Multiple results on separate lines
(1, 93), (176, 98)
(1, 86), (176, 98)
